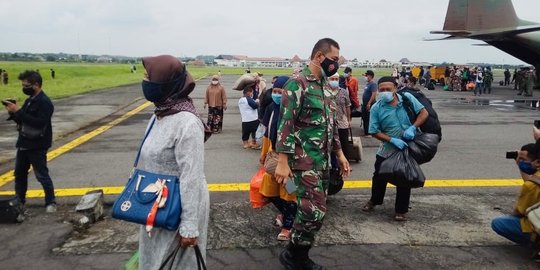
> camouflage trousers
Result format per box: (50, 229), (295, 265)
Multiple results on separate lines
(291, 169), (328, 246)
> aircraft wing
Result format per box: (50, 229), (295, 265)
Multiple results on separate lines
(429, 30), (472, 36)
(429, 25), (540, 42)
(424, 35), (467, 41)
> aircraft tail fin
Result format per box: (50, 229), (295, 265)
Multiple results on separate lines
(443, 0), (527, 31)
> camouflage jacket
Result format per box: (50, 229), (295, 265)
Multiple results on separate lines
(276, 67), (341, 171)
(483, 70), (493, 83)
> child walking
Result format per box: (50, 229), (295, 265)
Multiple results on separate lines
(238, 87), (260, 149)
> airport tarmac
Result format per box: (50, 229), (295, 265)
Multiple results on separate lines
(1, 74), (540, 269)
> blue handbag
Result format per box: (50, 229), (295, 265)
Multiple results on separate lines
(112, 117), (182, 232)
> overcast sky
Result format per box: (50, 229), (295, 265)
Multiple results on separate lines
(2, 0), (538, 64)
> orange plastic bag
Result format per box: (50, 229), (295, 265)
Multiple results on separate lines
(466, 82), (475, 91)
(250, 166), (268, 208)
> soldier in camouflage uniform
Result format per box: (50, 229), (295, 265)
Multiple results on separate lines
(275, 38), (350, 270)
(483, 67), (493, 94)
(523, 67), (537, 97)
(517, 68), (525, 95)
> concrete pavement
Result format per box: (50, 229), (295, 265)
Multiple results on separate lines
(1, 74), (540, 269)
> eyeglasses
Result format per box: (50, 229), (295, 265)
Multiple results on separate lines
(22, 83), (33, 88)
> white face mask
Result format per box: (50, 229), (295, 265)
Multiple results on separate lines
(211, 81), (219, 85)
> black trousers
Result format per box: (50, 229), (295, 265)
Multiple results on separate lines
(241, 120), (259, 141)
(338, 128), (350, 160)
(361, 104), (370, 135)
(14, 149), (55, 205)
(370, 155), (411, 214)
(268, 197), (297, 230)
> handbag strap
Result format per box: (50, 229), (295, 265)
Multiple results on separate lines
(159, 242), (182, 270)
(158, 244), (207, 270)
(133, 116), (157, 167)
(195, 245), (207, 270)
(348, 127), (354, 142)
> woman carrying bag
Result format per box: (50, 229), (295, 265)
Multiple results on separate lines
(138, 55), (210, 270)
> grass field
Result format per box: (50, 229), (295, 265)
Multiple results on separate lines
(0, 61), (394, 102)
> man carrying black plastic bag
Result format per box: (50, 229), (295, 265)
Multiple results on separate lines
(361, 77), (428, 221)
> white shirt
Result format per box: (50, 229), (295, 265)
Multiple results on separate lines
(238, 96), (258, 122)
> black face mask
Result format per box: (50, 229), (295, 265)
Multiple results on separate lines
(141, 73), (187, 103)
(321, 57), (339, 78)
(141, 80), (167, 102)
(22, 87), (34, 96)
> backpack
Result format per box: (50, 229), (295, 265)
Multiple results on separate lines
(398, 89), (442, 140)
(426, 81), (435, 90)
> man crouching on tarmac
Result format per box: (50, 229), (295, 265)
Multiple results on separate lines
(492, 130), (540, 262)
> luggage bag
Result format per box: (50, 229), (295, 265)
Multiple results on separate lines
(427, 82), (435, 90)
(0, 195), (24, 223)
(346, 128), (363, 163)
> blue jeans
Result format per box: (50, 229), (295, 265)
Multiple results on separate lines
(14, 149), (56, 206)
(491, 215), (533, 246)
(474, 83), (484, 95)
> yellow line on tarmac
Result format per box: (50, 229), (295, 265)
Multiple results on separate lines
(0, 179), (523, 198)
(0, 101), (152, 187)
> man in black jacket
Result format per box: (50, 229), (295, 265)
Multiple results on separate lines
(3, 70), (56, 212)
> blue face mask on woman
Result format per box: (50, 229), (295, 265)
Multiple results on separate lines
(518, 160), (537, 175)
(271, 93), (282, 105)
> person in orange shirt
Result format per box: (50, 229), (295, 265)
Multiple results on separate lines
(344, 67), (359, 112)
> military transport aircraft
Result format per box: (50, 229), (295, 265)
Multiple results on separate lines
(430, 0), (540, 71)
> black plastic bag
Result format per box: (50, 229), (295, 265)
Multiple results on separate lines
(379, 148), (425, 188)
(408, 133), (440, 165)
(327, 168), (343, 196)
(327, 153), (343, 195)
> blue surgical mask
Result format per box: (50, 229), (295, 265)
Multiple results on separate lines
(328, 80), (339, 89)
(378, 92), (394, 103)
(271, 93), (282, 105)
(518, 160), (537, 175)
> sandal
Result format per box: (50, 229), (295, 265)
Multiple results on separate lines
(361, 201), (375, 212)
(273, 214), (283, 227)
(250, 144), (262, 150)
(394, 213), (407, 222)
(277, 228), (291, 241)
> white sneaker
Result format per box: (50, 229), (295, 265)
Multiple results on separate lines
(46, 204), (57, 213)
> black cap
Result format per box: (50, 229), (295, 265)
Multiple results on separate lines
(344, 67), (352, 74)
(364, 70), (374, 77)
(377, 76), (397, 85)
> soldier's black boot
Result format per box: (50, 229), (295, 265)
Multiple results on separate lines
(279, 243), (326, 270)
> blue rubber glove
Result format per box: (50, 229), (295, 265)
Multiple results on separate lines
(403, 125), (417, 141)
(389, 137), (408, 150)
